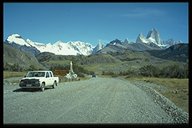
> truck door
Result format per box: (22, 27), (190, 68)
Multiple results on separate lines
(49, 71), (54, 85)
(46, 72), (51, 86)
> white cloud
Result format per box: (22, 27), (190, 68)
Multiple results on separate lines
(121, 8), (166, 18)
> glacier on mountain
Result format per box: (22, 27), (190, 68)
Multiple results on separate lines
(136, 28), (183, 48)
(136, 28), (167, 48)
(92, 41), (104, 54)
(5, 34), (94, 56)
(7, 34), (31, 47)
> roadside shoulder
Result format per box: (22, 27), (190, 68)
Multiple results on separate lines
(129, 80), (188, 123)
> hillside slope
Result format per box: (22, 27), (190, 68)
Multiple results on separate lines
(147, 43), (188, 62)
(3, 43), (45, 70)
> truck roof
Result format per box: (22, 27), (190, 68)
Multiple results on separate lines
(27, 71), (52, 72)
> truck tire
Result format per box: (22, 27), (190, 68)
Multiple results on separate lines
(55, 81), (57, 86)
(52, 82), (56, 89)
(41, 83), (45, 92)
(55, 81), (58, 86)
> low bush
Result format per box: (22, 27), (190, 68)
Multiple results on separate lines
(102, 71), (115, 76)
(138, 64), (188, 78)
(119, 64), (188, 78)
(160, 64), (188, 78)
(139, 65), (160, 77)
(4, 63), (23, 72)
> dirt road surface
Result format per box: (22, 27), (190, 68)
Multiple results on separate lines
(3, 77), (188, 124)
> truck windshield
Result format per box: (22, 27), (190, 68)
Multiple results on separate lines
(26, 72), (45, 77)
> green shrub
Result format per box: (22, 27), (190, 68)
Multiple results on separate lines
(138, 64), (188, 78)
(139, 65), (160, 77)
(4, 63), (24, 72)
(119, 69), (139, 77)
(160, 64), (188, 78)
(144, 58), (150, 62)
(102, 71), (115, 76)
(76, 72), (85, 77)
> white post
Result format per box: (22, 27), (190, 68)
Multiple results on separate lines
(70, 61), (73, 73)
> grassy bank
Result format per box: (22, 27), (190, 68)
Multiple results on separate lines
(127, 77), (188, 113)
(3, 71), (27, 79)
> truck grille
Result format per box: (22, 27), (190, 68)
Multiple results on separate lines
(22, 79), (39, 84)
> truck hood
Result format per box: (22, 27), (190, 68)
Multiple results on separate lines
(21, 77), (45, 80)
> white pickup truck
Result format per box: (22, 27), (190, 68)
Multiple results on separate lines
(19, 71), (59, 91)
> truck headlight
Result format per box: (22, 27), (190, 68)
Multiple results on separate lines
(20, 81), (24, 84)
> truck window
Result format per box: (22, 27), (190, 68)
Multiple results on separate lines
(49, 72), (53, 77)
(39, 72), (45, 77)
(46, 72), (49, 78)
(27, 72), (45, 77)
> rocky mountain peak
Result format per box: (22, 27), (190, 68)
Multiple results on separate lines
(106, 39), (123, 47)
(123, 39), (129, 44)
(6, 34), (30, 47)
(92, 41), (104, 54)
(136, 33), (148, 44)
(111, 39), (122, 45)
(139, 33), (144, 38)
(146, 28), (161, 45)
(11, 34), (22, 38)
(135, 28), (166, 48)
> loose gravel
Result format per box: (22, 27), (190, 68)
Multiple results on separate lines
(3, 77), (188, 124)
(130, 80), (188, 123)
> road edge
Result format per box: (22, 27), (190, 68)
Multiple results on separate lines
(132, 81), (188, 123)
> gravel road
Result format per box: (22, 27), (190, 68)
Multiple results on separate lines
(3, 77), (188, 124)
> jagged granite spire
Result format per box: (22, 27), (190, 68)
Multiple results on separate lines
(92, 41), (104, 54)
(123, 39), (129, 44)
(136, 33), (149, 44)
(146, 28), (161, 45)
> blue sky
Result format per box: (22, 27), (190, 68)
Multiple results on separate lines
(3, 3), (188, 46)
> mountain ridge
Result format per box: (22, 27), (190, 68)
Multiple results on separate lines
(5, 28), (185, 56)
(5, 34), (94, 56)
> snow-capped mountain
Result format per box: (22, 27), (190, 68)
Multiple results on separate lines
(5, 34), (94, 56)
(162, 39), (183, 47)
(6, 34), (31, 46)
(146, 28), (161, 45)
(5, 29), (184, 56)
(92, 41), (104, 54)
(5, 34), (41, 55)
(136, 28), (167, 48)
(135, 29), (184, 48)
(136, 33), (150, 44)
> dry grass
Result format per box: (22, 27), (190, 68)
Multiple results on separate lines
(3, 71), (27, 79)
(127, 77), (188, 113)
